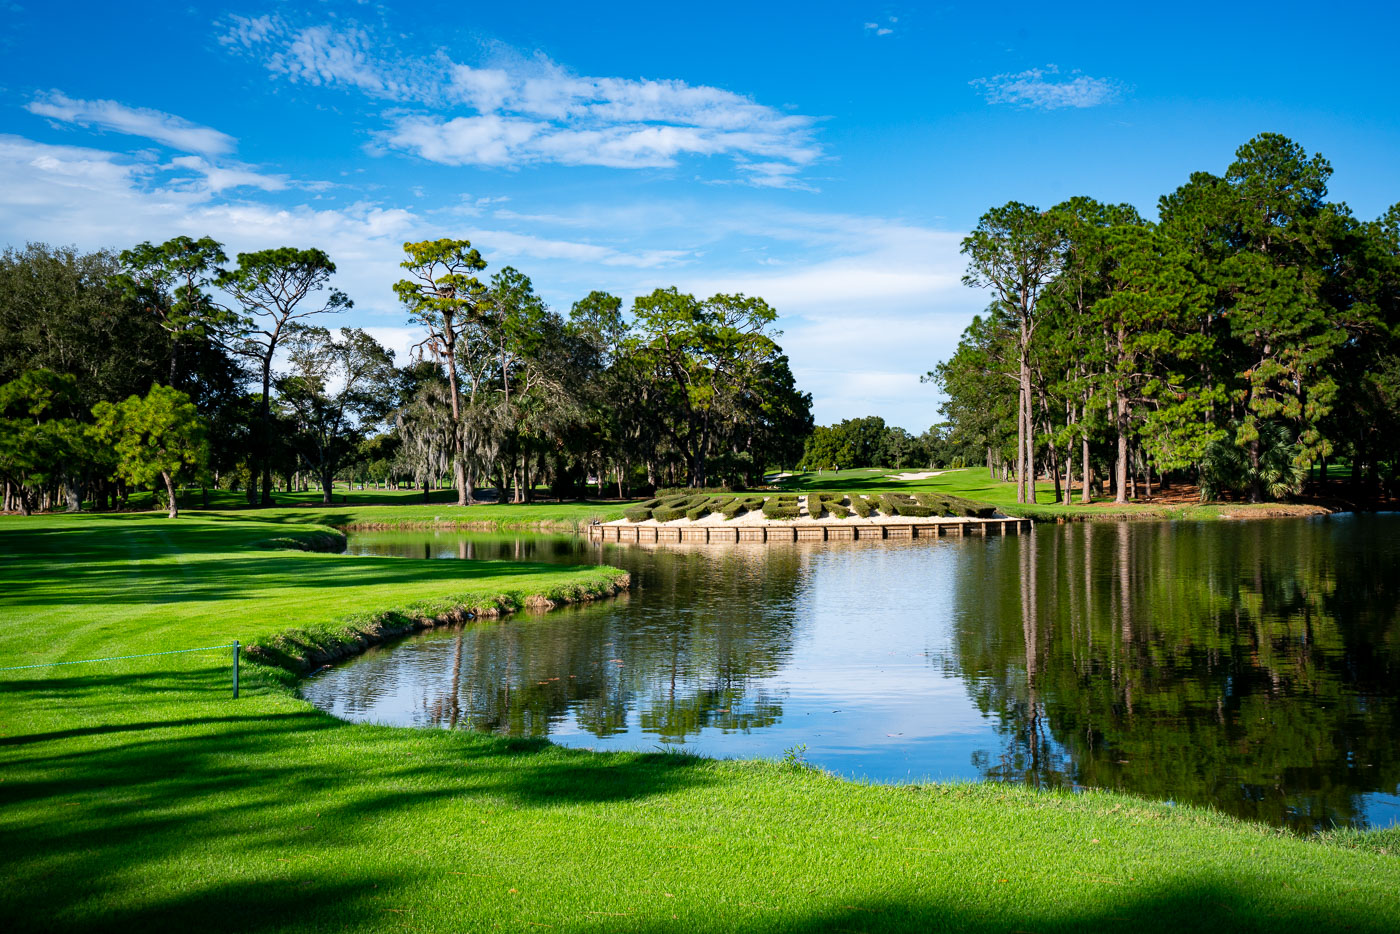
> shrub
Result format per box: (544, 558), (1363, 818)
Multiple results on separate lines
(848, 495), (874, 518)
(686, 496), (733, 521)
(913, 491), (995, 518)
(912, 493), (955, 517)
(763, 495), (800, 519)
(655, 486), (733, 497)
(722, 495), (765, 519)
(811, 493), (849, 519)
(623, 506), (653, 522)
(652, 498), (696, 522)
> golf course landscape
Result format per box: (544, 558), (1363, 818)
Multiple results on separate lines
(3, 469), (1398, 933)
(5, 8), (1400, 928)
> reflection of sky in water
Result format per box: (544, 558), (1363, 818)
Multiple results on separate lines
(309, 537), (1008, 785)
(306, 520), (1400, 832)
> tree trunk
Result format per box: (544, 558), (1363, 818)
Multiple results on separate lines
(163, 471), (179, 519)
(1248, 436), (1263, 503)
(258, 356), (274, 507)
(1016, 367), (1028, 505)
(322, 471), (334, 505)
(1063, 445), (1074, 508)
(1114, 391), (1129, 505)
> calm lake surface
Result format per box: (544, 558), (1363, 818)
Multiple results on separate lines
(302, 516), (1400, 831)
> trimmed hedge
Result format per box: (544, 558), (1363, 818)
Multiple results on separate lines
(914, 492), (996, 518)
(651, 505), (688, 522)
(721, 495), (765, 519)
(763, 494), (800, 519)
(810, 493), (849, 519)
(849, 495), (875, 518)
(872, 493), (931, 518)
(687, 495), (735, 521)
(623, 506), (653, 522)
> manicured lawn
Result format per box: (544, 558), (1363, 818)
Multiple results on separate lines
(2, 512), (1395, 932)
(775, 467), (1321, 520)
(128, 487), (629, 531)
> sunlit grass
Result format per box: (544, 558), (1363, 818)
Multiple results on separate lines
(0, 512), (1394, 931)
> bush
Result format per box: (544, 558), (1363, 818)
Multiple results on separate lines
(763, 495), (800, 519)
(655, 486), (733, 497)
(652, 498), (696, 522)
(848, 495), (874, 518)
(722, 495), (764, 519)
(810, 493), (849, 519)
(623, 506), (653, 522)
(913, 491), (994, 518)
(912, 493), (954, 517)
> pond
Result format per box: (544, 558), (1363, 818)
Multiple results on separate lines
(301, 516), (1400, 832)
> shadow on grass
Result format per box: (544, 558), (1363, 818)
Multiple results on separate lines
(1, 550), (599, 608)
(0, 694), (717, 931)
(612, 889), (1387, 934)
(1, 684), (1393, 933)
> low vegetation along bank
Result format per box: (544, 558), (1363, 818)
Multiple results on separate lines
(620, 491), (997, 523)
(2, 511), (1396, 932)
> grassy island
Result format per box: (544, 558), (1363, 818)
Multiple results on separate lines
(2, 509), (1396, 933)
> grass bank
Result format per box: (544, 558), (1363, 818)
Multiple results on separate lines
(1, 513), (1396, 932)
(776, 467), (1333, 521)
(122, 487), (629, 532)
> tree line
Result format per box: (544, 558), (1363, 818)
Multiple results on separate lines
(931, 133), (1400, 504)
(798, 416), (962, 472)
(0, 236), (812, 515)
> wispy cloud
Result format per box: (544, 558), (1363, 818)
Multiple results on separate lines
(166, 155), (289, 194)
(863, 18), (896, 37)
(970, 65), (1125, 110)
(218, 15), (822, 188)
(25, 90), (236, 155)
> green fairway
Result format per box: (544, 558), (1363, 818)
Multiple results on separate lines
(129, 487), (629, 530)
(2, 512), (1394, 933)
(774, 467), (1327, 520)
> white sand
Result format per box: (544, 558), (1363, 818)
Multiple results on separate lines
(885, 469), (966, 481)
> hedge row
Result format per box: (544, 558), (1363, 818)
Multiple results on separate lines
(624, 488), (998, 524)
(809, 493), (849, 519)
(688, 495), (736, 521)
(847, 495), (875, 518)
(722, 495), (765, 519)
(913, 492), (996, 518)
(763, 493), (800, 520)
(648, 493), (703, 522)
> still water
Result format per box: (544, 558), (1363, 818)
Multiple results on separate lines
(302, 516), (1400, 831)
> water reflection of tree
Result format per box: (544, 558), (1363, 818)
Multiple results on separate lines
(953, 518), (1400, 830)
(419, 543), (799, 744)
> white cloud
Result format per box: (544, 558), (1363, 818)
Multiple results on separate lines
(0, 135), (696, 314)
(25, 90), (237, 155)
(467, 228), (690, 269)
(970, 65), (1125, 110)
(167, 155), (289, 194)
(220, 16), (821, 188)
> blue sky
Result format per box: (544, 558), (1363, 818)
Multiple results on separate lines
(2, 1), (1397, 430)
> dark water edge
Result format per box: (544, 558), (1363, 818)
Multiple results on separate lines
(301, 516), (1400, 832)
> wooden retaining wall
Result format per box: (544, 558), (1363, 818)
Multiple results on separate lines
(588, 517), (1032, 545)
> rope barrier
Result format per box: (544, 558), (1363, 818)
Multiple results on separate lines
(0, 643), (236, 672)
